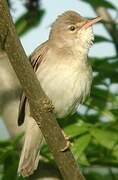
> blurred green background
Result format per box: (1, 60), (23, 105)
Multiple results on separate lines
(0, 0), (118, 179)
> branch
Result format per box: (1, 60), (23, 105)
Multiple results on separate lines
(0, 1), (85, 180)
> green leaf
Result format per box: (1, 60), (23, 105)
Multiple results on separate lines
(0, 140), (11, 148)
(82, 0), (116, 10)
(77, 153), (90, 166)
(91, 57), (118, 84)
(90, 128), (118, 149)
(94, 35), (112, 43)
(90, 88), (108, 109)
(11, 133), (24, 147)
(93, 60), (118, 74)
(1, 150), (26, 180)
(41, 145), (53, 161)
(0, 136), (26, 180)
(91, 87), (108, 100)
(72, 134), (91, 159)
(64, 123), (88, 138)
(110, 108), (118, 116)
(112, 145), (118, 159)
(15, 9), (45, 36)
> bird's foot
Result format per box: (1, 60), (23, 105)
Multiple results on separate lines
(60, 140), (70, 152)
(60, 130), (71, 152)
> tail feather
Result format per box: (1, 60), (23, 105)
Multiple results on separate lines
(18, 116), (43, 177)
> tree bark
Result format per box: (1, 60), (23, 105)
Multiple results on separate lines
(0, 1), (85, 180)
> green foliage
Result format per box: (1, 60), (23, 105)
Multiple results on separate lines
(84, 168), (118, 180)
(0, 135), (26, 180)
(82, 0), (116, 10)
(15, 9), (45, 36)
(94, 35), (112, 43)
(72, 133), (91, 164)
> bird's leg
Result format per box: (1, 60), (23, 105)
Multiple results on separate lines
(60, 130), (71, 152)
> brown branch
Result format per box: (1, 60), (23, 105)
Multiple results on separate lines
(0, 1), (85, 180)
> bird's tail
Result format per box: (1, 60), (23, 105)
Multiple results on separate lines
(18, 116), (43, 177)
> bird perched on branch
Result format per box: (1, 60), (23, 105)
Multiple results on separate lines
(17, 10), (101, 177)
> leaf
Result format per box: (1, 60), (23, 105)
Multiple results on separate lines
(110, 108), (118, 116)
(90, 88), (108, 109)
(94, 35), (112, 43)
(112, 145), (118, 159)
(72, 134), (91, 159)
(64, 123), (88, 138)
(1, 150), (25, 180)
(91, 87), (108, 100)
(77, 153), (90, 166)
(92, 57), (118, 84)
(94, 61), (118, 74)
(0, 137), (26, 180)
(41, 145), (53, 161)
(0, 140), (11, 148)
(11, 133), (24, 147)
(90, 128), (118, 149)
(15, 9), (45, 36)
(82, 0), (116, 10)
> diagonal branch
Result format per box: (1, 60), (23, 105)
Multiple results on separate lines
(0, 1), (85, 180)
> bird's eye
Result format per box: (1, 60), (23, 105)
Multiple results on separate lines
(69, 25), (76, 31)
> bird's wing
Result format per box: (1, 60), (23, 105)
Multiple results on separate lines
(18, 41), (48, 126)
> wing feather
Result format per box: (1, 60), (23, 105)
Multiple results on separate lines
(18, 41), (48, 126)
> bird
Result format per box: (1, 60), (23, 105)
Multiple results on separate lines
(17, 10), (101, 177)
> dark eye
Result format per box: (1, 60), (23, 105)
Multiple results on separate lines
(69, 25), (76, 31)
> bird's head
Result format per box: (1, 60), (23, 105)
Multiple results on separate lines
(49, 11), (101, 52)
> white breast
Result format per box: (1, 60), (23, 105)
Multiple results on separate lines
(36, 49), (92, 118)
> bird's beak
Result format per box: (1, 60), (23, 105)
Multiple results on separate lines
(80, 16), (102, 30)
